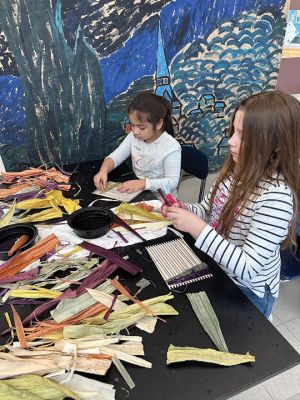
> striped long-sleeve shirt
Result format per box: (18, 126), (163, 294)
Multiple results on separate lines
(187, 175), (293, 298)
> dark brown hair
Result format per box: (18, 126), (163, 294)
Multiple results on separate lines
(128, 92), (174, 136)
(209, 91), (300, 247)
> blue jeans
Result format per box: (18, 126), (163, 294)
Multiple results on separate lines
(239, 285), (275, 318)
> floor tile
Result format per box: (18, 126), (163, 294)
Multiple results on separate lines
(286, 394), (300, 400)
(227, 384), (272, 400)
(285, 317), (300, 343)
(275, 324), (300, 353)
(273, 280), (300, 323)
(271, 313), (282, 326)
(262, 364), (300, 400)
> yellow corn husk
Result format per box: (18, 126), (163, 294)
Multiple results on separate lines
(16, 198), (53, 210)
(0, 200), (16, 228)
(115, 202), (166, 222)
(60, 198), (81, 214)
(16, 190), (81, 214)
(17, 207), (63, 223)
(166, 345), (255, 366)
(0, 374), (80, 400)
(9, 285), (62, 300)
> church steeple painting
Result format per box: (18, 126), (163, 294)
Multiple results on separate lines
(155, 18), (182, 119)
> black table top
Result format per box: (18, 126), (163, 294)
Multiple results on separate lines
(1, 161), (299, 400)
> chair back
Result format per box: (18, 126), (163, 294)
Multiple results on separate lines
(181, 146), (209, 202)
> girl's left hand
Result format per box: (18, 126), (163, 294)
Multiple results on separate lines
(117, 179), (146, 193)
(166, 206), (207, 239)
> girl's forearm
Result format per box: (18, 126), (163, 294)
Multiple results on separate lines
(99, 157), (115, 174)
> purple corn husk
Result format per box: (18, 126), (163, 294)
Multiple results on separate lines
(111, 228), (128, 244)
(112, 213), (145, 242)
(0, 254), (17, 271)
(40, 250), (56, 262)
(80, 241), (142, 275)
(22, 288), (77, 325)
(0, 288), (9, 297)
(3, 190), (47, 202)
(75, 259), (118, 296)
(0, 268), (39, 284)
(0, 205), (5, 217)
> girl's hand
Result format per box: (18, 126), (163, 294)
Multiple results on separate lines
(166, 206), (207, 239)
(117, 179), (146, 193)
(161, 200), (186, 217)
(94, 170), (108, 190)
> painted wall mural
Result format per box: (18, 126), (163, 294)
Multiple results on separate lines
(0, 0), (286, 171)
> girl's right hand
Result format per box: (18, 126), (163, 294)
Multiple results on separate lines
(161, 200), (186, 217)
(93, 170), (107, 190)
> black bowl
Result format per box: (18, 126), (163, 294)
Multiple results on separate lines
(68, 207), (114, 239)
(0, 223), (38, 261)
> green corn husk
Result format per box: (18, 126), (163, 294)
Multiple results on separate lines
(0, 200), (16, 228)
(112, 355), (135, 390)
(0, 374), (80, 399)
(51, 280), (115, 323)
(88, 290), (178, 334)
(187, 292), (228, 352)
(167, 345), (255, 366)
(63, 325), (104, 339)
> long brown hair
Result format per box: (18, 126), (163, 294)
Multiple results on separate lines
(209, 91), (300, 247)
(128, 92), (175, 136)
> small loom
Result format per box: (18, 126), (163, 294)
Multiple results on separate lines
(146, 238), (212, 289)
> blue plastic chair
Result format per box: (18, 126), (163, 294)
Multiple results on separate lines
(181, 145), (209, 202)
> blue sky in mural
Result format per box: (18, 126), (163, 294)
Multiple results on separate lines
(98, 0), (285, 102)
(0, 0), (286, 149)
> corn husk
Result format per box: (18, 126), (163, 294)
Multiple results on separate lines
(88, 289), (177, 334)
(115, 202), (166, 222)
(112, 355), (135, 389)
(8, 285), (62, 300)
(0, 200), (16, 228)
(17, 207), (63, 223)
(51, 280), (115, 323)
(16, 190), (80, 215)
(63, 325), (106, 339)
(0, 374), (80, 399)
(0, 234), (59, 280)
(187, 292), (228, 352)
(50, 373), (115, 400)
(167, 345), (255, 366)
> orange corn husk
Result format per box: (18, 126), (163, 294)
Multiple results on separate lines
(0, 168), (46, 182)
(111, 278), (156, 317)
(7, 234), (29, 257)
(0, 234), (59, 280)
(25, 302), (107, 340)
(0, 167), (70, 184)
(11, 305), (27, 349)
(0, 183), (32, 199)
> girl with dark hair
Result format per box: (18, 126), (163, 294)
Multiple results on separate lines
(162, 91), (300, 318)
(94, 92), (181, 195)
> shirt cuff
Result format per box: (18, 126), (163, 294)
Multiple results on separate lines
(145, 178), (152, 191)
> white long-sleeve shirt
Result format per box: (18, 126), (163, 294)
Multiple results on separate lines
(187, 174), (293, 298)
(108, 132), (181, 196)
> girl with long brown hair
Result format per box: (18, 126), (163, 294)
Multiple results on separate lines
(163, 91), (300, 318)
